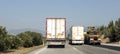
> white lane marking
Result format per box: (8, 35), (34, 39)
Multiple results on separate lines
(68, 45), (85, 54)
(34, 46), (47, 54)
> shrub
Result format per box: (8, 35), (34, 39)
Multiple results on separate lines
(10, 36), (23, 49)
(0, 37), (12, 51)
(17, 32), (33, 47)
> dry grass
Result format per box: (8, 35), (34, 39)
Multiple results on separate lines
(0, 45), (44, 54)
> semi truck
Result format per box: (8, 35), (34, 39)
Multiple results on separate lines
(46, 18), (66, 48)
(85, 26), (101, 45)
(69, 26), (84, 45)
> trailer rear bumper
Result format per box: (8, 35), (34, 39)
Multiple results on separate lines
(47, 40), (65, 45)
(72, 40), (84, 44)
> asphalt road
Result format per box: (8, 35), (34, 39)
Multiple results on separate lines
(27, 44), (120, 54)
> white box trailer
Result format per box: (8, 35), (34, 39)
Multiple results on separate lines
(46, 18), (66, 47)
(69, 26), (84, 44)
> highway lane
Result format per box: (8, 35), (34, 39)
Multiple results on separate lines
(27, 44), (83, 54)
(27, 44), (120, 54)
(73, 45), (120, 54)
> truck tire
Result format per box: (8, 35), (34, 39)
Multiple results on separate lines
(62, 45), (65, 48)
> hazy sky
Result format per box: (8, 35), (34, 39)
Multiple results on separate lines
(0, 0), (120, 31)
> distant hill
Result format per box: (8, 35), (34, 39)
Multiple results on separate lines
(8, 28), (46, 36)
(8, 27), (88, 36)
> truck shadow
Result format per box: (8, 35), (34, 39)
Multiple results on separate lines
(90, 45), (120, 51)
(47, 45), (65, 48)
(69, 44), (83, 45)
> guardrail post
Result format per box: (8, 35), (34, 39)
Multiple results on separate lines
(43, 41), (44, 46)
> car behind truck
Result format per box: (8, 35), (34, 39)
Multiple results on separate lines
(69, 26), (84, 45)
(46, 18), (66, 48)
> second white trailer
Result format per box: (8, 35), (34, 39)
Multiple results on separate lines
(69, 26), (84, 44)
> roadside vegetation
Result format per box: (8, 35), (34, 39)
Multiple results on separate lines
(97, 18), (120, 42)
(0, 26), (44, 52)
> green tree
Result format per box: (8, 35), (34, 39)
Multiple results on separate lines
(0, 26), (12, 51)
(98, 19), (120, 42)
(9, 35), (23, 49)
(115, 18), (120, 42)
(17, 32), (33, 47)
(0, 36), (12, 51)
(0, 26), (44, 51)
(0, 26), (7, 38)
(17, 31), (43, 47)
(24, 31), (43, 45)
(107, 20), (116, 42)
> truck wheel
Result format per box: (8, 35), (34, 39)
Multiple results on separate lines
(62, 45), (65, 48)
(98, 43), (101, 45)
(47, 45), (52, 48)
